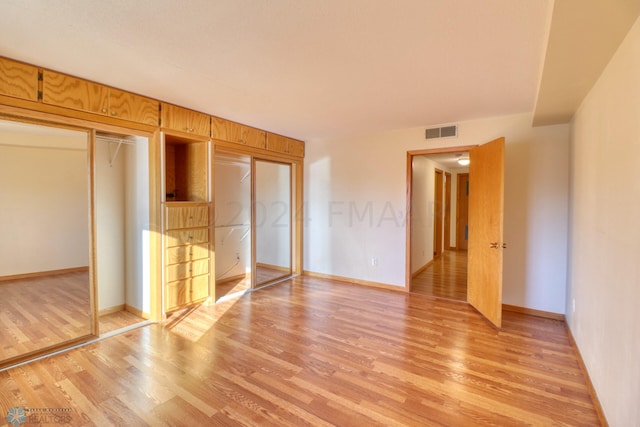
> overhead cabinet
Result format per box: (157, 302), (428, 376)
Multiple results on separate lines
(212, 117), (266, 149)
(0, 57), (39, 101)
(266, 132), (305, 157)
(161, 103), (210, 137)
(42, 70), (159, 125)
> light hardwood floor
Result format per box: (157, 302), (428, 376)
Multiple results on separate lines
(0, 276), (600, 426)
(412, 250), (468, 301)
(99, 310), (146, 334)
(0, 271), (91, 361)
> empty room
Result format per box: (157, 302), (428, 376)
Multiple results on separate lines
(0, 0), (638, 426)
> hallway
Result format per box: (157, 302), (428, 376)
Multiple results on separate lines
(412, 250), (468, 301)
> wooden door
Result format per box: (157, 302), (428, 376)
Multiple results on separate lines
(433, 169), (443, 257)
(468, 137), (505, 328)
(444, 172), (451, 250)
(456, 173), (470, 250)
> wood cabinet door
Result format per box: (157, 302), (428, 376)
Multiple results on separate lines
(162, 103), (210, 137)
(212, 117), (242, 142)
(266, 133), (289, 153)
(242, 126), (266, 149)
(0, 57), (39, 101)
(288, 139), (305, 157)
(42, 70), (108, 114)
(108, 88), (158, 125)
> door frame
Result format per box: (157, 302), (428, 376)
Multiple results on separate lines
(405, 145), (477, 291)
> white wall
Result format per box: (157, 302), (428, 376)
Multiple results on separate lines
(125, 137), (150, 314)
(567, 16), (640, 425)
(214, 154), (251, 280)
(0, 125), (88, 276)
(304, 112), (569, 313)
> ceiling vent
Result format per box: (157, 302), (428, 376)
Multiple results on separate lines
(425, 125), (457, 139)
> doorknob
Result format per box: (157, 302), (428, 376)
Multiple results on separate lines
(489, 242), (507, 249)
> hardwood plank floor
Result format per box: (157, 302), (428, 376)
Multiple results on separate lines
(0, 276), (600, 426)
(99, 310), (146, 334)
(412, 250), (468, 301)
(0, 271), (91, 361)
(216, 276), (251, 301)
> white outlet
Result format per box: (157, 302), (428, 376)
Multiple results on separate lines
(371, 257), (379, 267)
(235, 252), (240, 261)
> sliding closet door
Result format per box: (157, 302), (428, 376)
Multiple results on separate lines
(254, 160), (292, 287)
(0, 118), (94, 367)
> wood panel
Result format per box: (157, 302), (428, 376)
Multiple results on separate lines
(165, 204), (209, 229)
(167, 259), (209, 282)
(0, 276), (602, 426)
(468, 137), (505, 328)
(165, 138), (208, 202)
(288, 139), (305, 157)
(166, 244), (210, 264)
(161, 103), (210, 137)
(444, 171), (451, 249)
(108, 88), (159, 125)
(165, 228), (208, 247)
(266, 132), (289, 153)
(42, 70), (109, 115)
(456, 173), (470, 250)
(212, 117), (266, 149)
(433, 169), (444, 257)
(0, 57), (38, 101)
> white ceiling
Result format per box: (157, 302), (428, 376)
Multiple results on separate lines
(0, 0), (552, 141)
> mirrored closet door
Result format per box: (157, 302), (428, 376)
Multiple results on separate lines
(0, 118), (93, 365)
(254, 160), (292, 287)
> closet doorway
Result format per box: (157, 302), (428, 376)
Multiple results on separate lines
(94, 132), (151, 334)
(214, 151), (296, 301)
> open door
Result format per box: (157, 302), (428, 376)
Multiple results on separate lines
(467, 137), (505, 328)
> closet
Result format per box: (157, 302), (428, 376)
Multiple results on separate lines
(95, 133), (151, 329)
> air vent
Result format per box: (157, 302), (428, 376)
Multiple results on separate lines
(425, 125), (457, 139)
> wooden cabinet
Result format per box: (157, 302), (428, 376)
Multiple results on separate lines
(212, 116), (266, 149)
(42, 70), (159, 125)
(164, 202), (211, 312)
(161, 103), (210, 137)
(266, 132), (305, 157)
(164, 135), (208, 202)
(106, 88), (158, 125)
(0, 57), (39, 101)
(43, 70), (108, 114)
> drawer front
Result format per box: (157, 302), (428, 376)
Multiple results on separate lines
(191, 275), (210, 302)
(166, 280), (189, 310)
(167, 259), (209, 282)
(165, 205), (209, 229)
(166, 228), (208, 247)
(166, 244), (209, 265)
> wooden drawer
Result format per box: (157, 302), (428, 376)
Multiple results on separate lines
(167, 259), (209, 282)
(165, 275), (210, 310)
(166, 244), (209, 265)
(166, 228), (208, 247)
(0, 57), (39, 101)
(190, 275), (210, 301)
(165, 205), (209, 229)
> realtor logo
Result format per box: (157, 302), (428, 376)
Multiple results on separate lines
(6, 407), (27, 427)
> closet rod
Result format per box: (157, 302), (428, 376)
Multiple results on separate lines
(96, 135), (136, 167)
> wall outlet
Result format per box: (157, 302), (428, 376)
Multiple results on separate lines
(572, 298), (576, 313)
(235, 252), (240, 261)
(371, 257), (379, 267)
